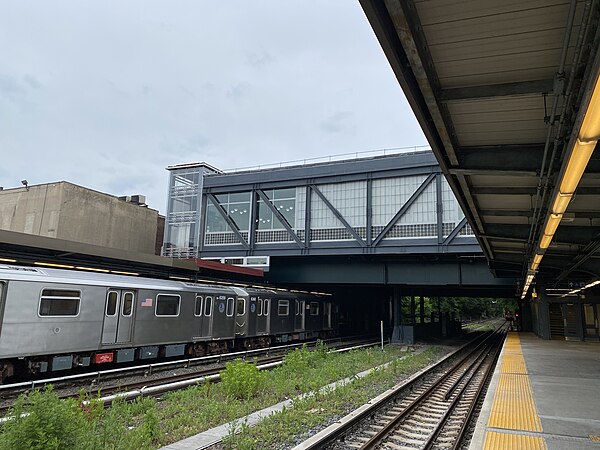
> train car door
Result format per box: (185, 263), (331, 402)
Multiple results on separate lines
(256, 297), (270, 334)
(294, 299), (305, 331)
(102, 290), (136, 344)
(323, 302), (332, 328)
(199, 295), (213, 337)
(235, 297), (247, 336)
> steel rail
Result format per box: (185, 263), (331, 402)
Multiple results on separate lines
(291, 328), (500, 450)
(0, 339), (381, 418)
(0, 334), (371, 392)
(357, 329), (502, 449)
(448, 331), (505, 450)
(423, 331), (505, 450)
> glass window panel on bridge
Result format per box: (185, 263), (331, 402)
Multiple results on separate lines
(440, 177), (474, 237)
(256, 188), (304, 243)
(372, 175), (430, 239)
(310, 181), (367, 241)
(395, 179), (437, 238)
(205, 192), (251, 245)
(372, 175), (428, 225)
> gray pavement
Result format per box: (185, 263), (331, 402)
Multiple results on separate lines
(471, 333), (600, 450)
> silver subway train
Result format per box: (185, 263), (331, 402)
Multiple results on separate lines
(0, 264), (336, 383)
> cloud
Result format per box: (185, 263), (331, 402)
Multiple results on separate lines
(227, 82), (251, 101)
(320, 111), (354, 134)
(246, 51), (275, 68)
(0, 1), (426, 214)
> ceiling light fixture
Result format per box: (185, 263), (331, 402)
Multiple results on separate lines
(522, 73), (600, 298)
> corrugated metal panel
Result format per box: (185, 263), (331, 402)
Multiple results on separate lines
(477, 195), (534, 209)
(469, 175), (540, 187)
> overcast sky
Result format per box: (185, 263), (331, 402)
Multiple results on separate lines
(0, 1), (426, 214)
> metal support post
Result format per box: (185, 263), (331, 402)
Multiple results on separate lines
(391, 287), (402, 343)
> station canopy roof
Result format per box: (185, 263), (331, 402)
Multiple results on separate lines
(361, 0), (600, 292)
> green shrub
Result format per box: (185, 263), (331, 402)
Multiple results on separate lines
(283, 341), (328, 371)
(0, 387), (159, 450)
(220, 359), (265, 400)
(0, 386), (88, 450)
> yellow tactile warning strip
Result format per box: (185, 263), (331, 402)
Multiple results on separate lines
(483, 431), (546, 450)
(484, 333), (546, 450)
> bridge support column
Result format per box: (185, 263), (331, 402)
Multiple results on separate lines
(420, 295), (425, 323)
(392, 291), (414, 344)
(391, 287), (402, 343)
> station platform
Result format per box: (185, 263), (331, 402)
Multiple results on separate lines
(470, 332), (600, 450)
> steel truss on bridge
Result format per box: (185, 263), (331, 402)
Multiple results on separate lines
(188, 151), (479, 258)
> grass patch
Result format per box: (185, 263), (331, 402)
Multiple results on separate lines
(221, 347), (443, 449)
(0, 386), (158, 450)
(0, 343), (443, 449)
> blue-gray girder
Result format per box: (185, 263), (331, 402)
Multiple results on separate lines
(265, 256), (515, 293)
(200, 151), (482, 257)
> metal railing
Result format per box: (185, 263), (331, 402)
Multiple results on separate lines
(214, 145), (432, 175)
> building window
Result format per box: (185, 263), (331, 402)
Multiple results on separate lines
(164, 167), (202, 257)
(194, 296), (203, 316)
(278, 299), (289, 316)
(39, 289), (80, 316)
(156, 294), (180, 316)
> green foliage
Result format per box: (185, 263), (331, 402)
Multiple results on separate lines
(400, 295), (517, 322)
(0, 386), (159, 450)
(223, 347), (444, 449)
(220, 358), (265, 400)
(0, 386), (87, 450)
(283, 342), (328, 371)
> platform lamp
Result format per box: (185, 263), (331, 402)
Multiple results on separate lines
(21, 179), (29, 191)
(522, 71), (600, 299)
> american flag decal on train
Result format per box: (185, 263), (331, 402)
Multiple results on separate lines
(141, 298), (153, 307)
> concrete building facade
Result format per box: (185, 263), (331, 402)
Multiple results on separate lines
(0, 181), (162, 255)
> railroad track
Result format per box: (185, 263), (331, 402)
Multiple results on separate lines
(294, 326), (505, 450)
(0, 337), (380, 417)
(0, 335), (372, 393)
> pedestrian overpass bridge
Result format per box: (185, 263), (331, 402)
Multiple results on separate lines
(164, 149), (515, 296)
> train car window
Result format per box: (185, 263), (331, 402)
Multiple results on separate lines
(155, 294), (181, 317)
(237, 298), (246, 316)
(226, 297), (235, 317)
(194, 296), (203, 316)
(106, 291), (118, 316)
(278, 299), (289, 316)
(204, 296), (213, 316)
(295, 301), (300, 316)
(265, 299), (270, 315)
(257, 298), (264, 316)
(310, 302), (320, 316)
(122, 292), (134, 316)
(39, 289), (80, 316)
